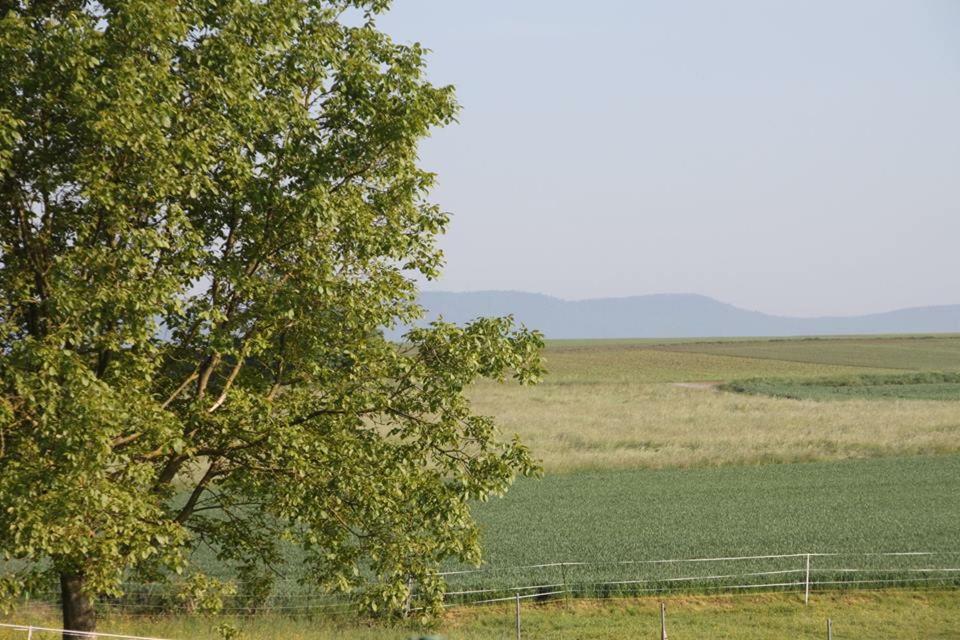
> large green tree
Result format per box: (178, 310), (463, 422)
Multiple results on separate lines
(0, 1), (543, 635)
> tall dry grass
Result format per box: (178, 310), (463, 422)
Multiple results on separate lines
(469, 345), (960, 472)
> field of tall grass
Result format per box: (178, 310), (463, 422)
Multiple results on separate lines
(472, 381), (960, 470)
(470, 336), (960, 471)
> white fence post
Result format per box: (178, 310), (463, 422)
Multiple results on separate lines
(560, 562), (568, 603)
(804, 554), (811, 605)
(515, 592), (521, 640)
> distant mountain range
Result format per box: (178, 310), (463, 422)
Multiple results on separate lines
(390, 291), (960, 339)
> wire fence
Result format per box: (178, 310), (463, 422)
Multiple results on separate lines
(9, 551), (960, 616)
(428, 550), (960, 609)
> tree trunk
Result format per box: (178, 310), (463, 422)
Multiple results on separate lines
(60, 572), (96, 640)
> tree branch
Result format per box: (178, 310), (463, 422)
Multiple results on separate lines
(175, 461), (222, 524)
(161, 369), (199, 409)
(196, 353), (221, 399)
(206, 356), (244, 413)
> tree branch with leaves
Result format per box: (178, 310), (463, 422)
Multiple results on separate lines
(0, 1), (544, 636)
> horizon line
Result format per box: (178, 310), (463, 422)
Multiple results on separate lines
(417, 289), (960, 320)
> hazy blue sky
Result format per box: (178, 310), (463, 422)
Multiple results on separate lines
(379, 1), (960, 317)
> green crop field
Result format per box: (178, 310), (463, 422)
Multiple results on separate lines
(468, 455), (960, 573)
(534, 339), (902, 384)
(159, 455), (958, 613)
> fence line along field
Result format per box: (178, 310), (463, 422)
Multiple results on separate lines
(4, 591), (959, 639)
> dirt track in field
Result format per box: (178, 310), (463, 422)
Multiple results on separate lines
(671, 381), (722, 390)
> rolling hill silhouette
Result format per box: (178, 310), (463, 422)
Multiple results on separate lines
(391, 291), (960, 339)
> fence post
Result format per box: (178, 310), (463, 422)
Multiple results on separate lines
(804, 554), (811, 605)
(561, 562), (568, 604)
(826, 618), (833, 640)
(660, 602), (668, 640)
(27, 626), (33, 640)
(515, 592), (522, 640)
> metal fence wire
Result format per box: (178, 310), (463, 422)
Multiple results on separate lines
(8, 551), (960, 615)
(427, 551), (960, 609)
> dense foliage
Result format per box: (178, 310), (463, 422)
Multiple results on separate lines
(0, 0), (543, 631)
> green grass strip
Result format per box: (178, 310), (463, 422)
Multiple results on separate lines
(721, 371), (960, 401)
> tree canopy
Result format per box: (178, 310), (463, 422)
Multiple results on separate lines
(0, 0), (543, 633)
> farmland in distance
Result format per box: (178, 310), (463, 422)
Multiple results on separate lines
(468, 335), (960, 471)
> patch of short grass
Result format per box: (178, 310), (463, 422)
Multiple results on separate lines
(723, 371), (960, 401)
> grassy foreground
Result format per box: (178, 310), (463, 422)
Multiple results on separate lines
(4, 591), (959, 639)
